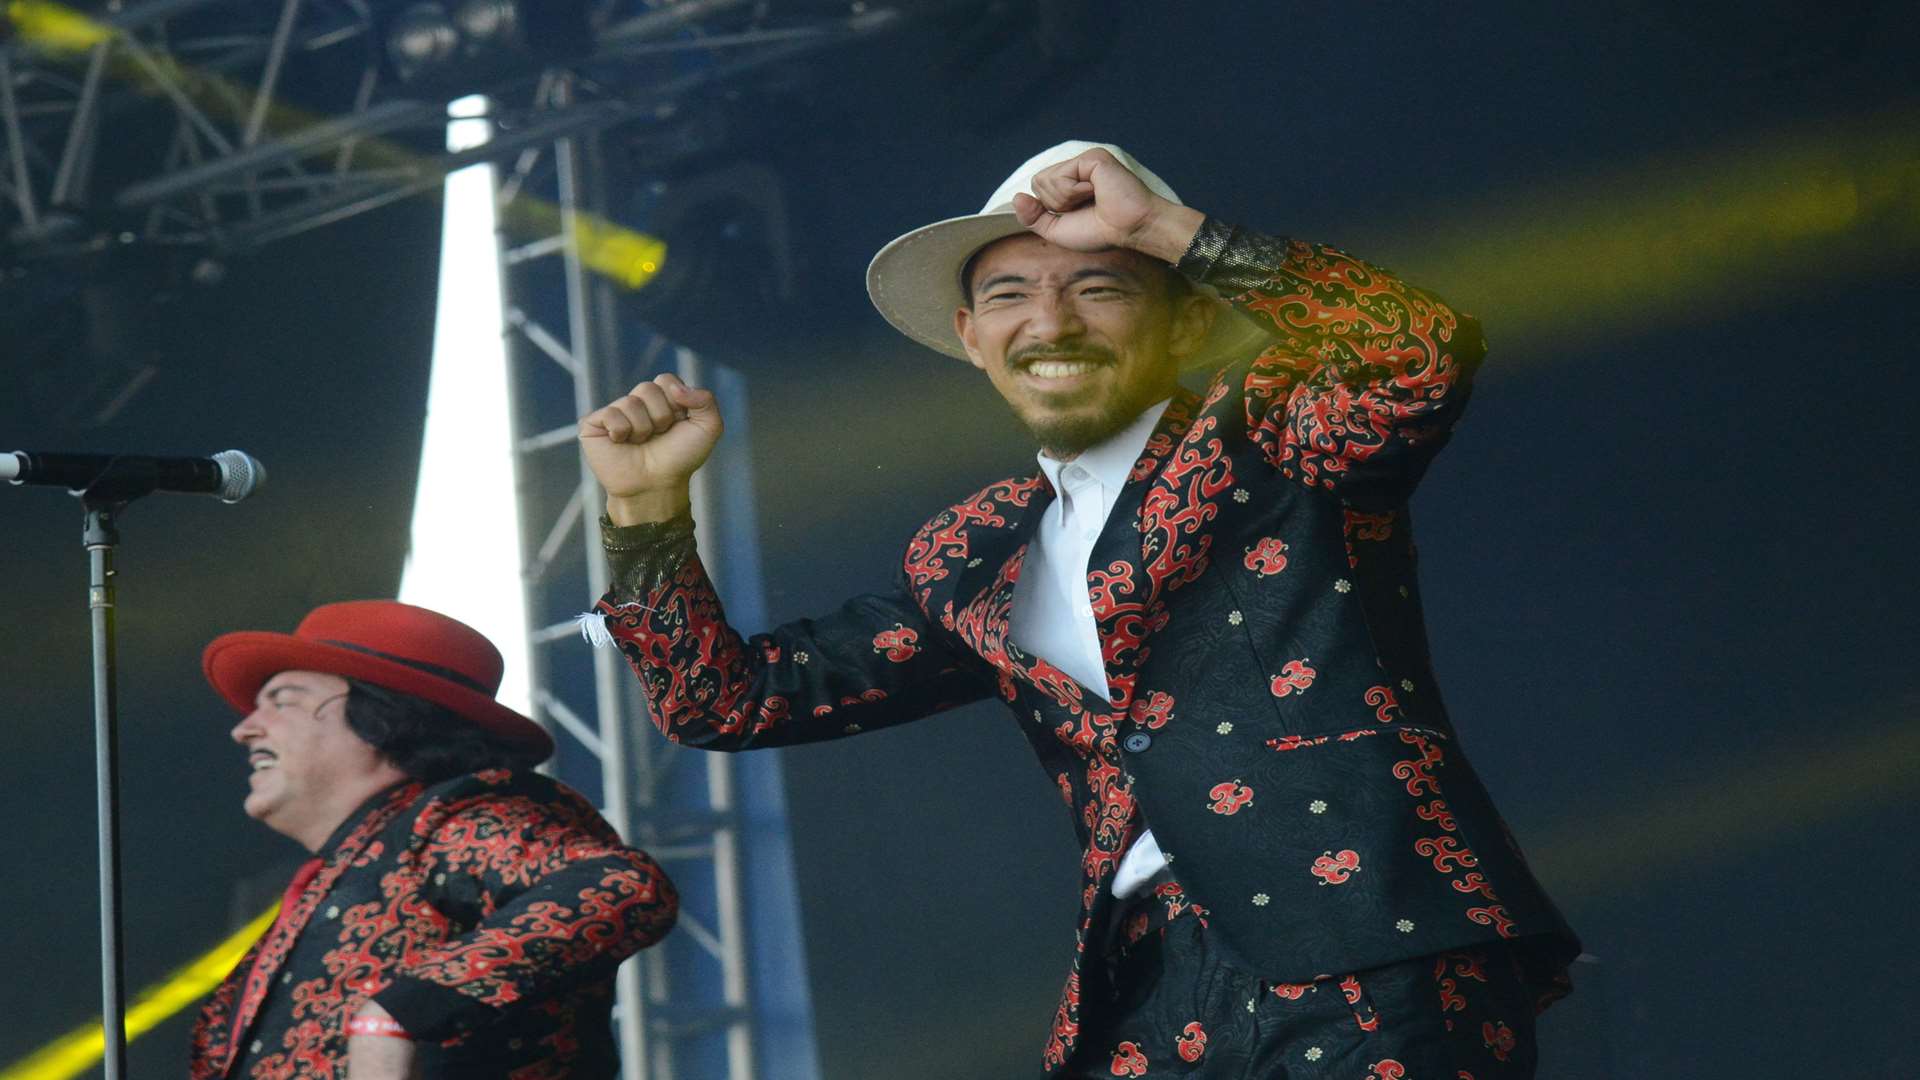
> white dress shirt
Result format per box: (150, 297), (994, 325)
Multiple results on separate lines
(1010, 399), (1171, 899)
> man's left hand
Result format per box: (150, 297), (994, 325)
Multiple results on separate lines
(345, 1001), (421, 1080)
(1011, 146), (1203, 263)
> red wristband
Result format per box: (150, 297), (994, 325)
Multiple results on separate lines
(345, 1015), (410, 1039)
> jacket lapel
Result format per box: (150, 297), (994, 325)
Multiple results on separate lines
(212, 782), (422, 1077)
(947, 478), (1048, 693)
(947, 475), (1049, 616)
(952, 389), (1209, 717)
(1089, 389), (1203, 716)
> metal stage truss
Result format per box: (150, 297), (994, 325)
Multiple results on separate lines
(0, 0), (901, 261)
(491, 69), (818, 1080)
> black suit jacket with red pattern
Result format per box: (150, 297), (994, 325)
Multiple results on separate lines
(599, 220), (1579, 1073)
(189, 769), (677, 1080)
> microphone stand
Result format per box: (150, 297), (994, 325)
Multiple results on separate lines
(9, 450), (260, 1076)
(81, 489), (134, 1080)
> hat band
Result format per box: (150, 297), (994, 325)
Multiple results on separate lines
(318, 639), (494, 696)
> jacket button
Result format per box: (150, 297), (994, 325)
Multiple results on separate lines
(1123, 732), (1152, 753)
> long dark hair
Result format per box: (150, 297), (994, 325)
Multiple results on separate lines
(343, 679), (543, 784)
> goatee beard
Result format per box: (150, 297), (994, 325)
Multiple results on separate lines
(1004, 344), (1167, 457)
(1019, 400), (1141, 458)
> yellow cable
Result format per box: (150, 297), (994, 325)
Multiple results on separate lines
(0, 904), (279, 1080)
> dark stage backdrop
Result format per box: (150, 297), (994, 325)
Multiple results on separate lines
(0, 201), (445, 1070)
(4, 3), (1917, 1078)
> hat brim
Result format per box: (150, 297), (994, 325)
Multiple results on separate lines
(866, 211), (1273, 370)
(203, 631), (554, 759)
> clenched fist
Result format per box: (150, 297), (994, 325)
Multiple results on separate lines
(1011, 146), (1204, 265)
(579, 373), (723, 525)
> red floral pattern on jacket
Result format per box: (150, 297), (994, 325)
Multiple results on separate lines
(189, 771), (676, 1079)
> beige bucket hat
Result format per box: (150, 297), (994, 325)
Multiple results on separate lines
(865, 140), (1269, 368)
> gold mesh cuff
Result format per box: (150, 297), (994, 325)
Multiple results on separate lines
(601, 513), (697, 605)
(1175, 215), (1236, 282)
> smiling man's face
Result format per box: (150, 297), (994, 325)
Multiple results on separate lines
(230, 670), (395, 850)
(953, 233), (1212, 459)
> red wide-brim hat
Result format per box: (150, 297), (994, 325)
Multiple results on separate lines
(203, 599), (554, 759)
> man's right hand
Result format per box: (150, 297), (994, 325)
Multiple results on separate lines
(579, 372), (722, 525)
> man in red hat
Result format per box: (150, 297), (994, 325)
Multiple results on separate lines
(189, 600), (677, 1080)
(578, 142), (1581, 1076)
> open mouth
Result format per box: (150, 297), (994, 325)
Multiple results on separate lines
(1023, 358), (1103, 380)
(249, 751), (278, 773)
(1016, 352), (1110, 383)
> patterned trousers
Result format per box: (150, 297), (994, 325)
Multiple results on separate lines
(1063, 912), (1539, 1079)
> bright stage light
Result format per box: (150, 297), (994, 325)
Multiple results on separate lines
(384, 3), (461, 81)
(397, 94), (533, 717)
(3, 0), (113, 53)
(380, 0), (592, 93)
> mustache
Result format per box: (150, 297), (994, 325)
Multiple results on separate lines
(1011, 344), (1116, 369)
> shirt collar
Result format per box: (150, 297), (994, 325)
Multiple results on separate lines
(1035, 397), (1172, 497)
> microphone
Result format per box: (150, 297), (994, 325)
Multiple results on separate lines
(2, 449), (267, 503)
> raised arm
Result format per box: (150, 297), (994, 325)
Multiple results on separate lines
(1013, 145), (1484, 503)
(1182, 222), (1485, 502)
(580, 376), (992, 751)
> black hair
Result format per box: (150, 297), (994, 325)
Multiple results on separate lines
(342, 679), (543, 784)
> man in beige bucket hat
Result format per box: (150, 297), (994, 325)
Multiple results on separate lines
(579, 141), (1580, 1076)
